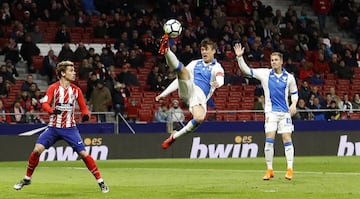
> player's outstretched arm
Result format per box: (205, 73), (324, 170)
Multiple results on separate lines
(234, 43), (251, 76)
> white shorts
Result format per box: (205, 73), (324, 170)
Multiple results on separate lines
(178, 79), (207, 114)
(264, 112), (294, 134)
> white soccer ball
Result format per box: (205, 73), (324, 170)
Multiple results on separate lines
(163, 19), (182, 38)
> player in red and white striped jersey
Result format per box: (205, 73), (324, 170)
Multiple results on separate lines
(14, 61), (109, 193)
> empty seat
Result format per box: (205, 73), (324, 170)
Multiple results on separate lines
(223, 114), (237, 121)
(324, 79), (336, 85)
(237, 113), (252, 121)
(138, 110), (153, 122)
(337, 79), (350, 85)
(253, 113), (265, 121)
(31, 56), (44, 70)
(227, 97), (241, 103)
(241, 102), (254, 110)
(226, 103), (239, 110)
(126, 105), (139, 119)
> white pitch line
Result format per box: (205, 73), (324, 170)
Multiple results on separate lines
(35, 167), (360, 175)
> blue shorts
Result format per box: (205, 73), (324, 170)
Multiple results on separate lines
(36, 126), (86, 153)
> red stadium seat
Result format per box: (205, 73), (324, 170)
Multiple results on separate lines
(241, 102), (254, 110)
(227, 97), (241, 103)
(324, 79), (336, 85)
(349, 112), (360, 119)
(126, 105), (139, 119)
(31, 56), (44, 71)
(253, 113), (265, 121)
(215, 113), (224, 121)
(353, 68), (360, 75)
(229, 85), (243, 91)
(337, 79), (350, 85)
(140, 103), (154, 110)
(324, 73), (336, 80)
(226, 103), (239, 110)
(138, 110), (153, 122)
(223, 114), (237, 121)
(213, 97), (226, 104)
(237, 113), (252, 121)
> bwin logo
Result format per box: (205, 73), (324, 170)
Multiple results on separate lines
(40, 145), (108, 161)
(190, 137), (258, 159)
(337, 135), (360, 156)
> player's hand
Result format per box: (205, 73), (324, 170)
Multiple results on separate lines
(211, 81), (220, 88)
(289, 104), (297, 116)
(82, 114), (90, 122)
(233, 43), (245, 57)
(51, 109), (62, 115)
(155, 95), (164, 102)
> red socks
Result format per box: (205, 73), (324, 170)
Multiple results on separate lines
(26, 152), (40, 178)
(83, 155), (102, 180)
(25, 153), (102, 181)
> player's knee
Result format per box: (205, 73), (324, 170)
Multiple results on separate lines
(281, 133), (292, 142)
(78, 150), (88, 158)
(33, 144), (45, 155)
(32, 148), (43, 155)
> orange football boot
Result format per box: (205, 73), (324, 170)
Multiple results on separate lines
(285, 168), (293, 180)
(158, 34), (169, 55)
(263, 169), (275, 180)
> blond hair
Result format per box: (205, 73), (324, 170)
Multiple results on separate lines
(56, 61), (74, 79)
(270, 52), (283, 60)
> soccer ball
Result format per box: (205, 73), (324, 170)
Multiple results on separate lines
(163, 19), (182, 38)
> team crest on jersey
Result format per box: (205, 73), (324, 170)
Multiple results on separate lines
(281, 76), (288, 82)
(69, 94), (76, 101)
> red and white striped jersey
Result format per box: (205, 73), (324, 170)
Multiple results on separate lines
(41, 82), (89, 128)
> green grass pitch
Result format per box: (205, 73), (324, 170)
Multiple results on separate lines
(1, 156), (359, 199)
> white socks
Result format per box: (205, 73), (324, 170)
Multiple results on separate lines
(284, 142), (294, 169)
(264, 141), (274, 170)
(165, 49), (181, 71)
(264, 139), (294, 170)
(173, 119), (199, 139)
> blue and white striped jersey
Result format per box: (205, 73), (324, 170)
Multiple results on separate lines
(186, 59), (224, 100)
(250, 68), (298, 113)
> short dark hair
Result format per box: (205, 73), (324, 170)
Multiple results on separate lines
(200, 38), (217, 50)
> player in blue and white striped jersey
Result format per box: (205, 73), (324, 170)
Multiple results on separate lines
(234, 43), (298, 181)
(156, 36), (224, 149)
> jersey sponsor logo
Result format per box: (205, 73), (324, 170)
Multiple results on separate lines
(55, 103), (74, 111)
(190, 136), (258, 159)
(69, 94), (76, 102)
(337, 135), (360, 156)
